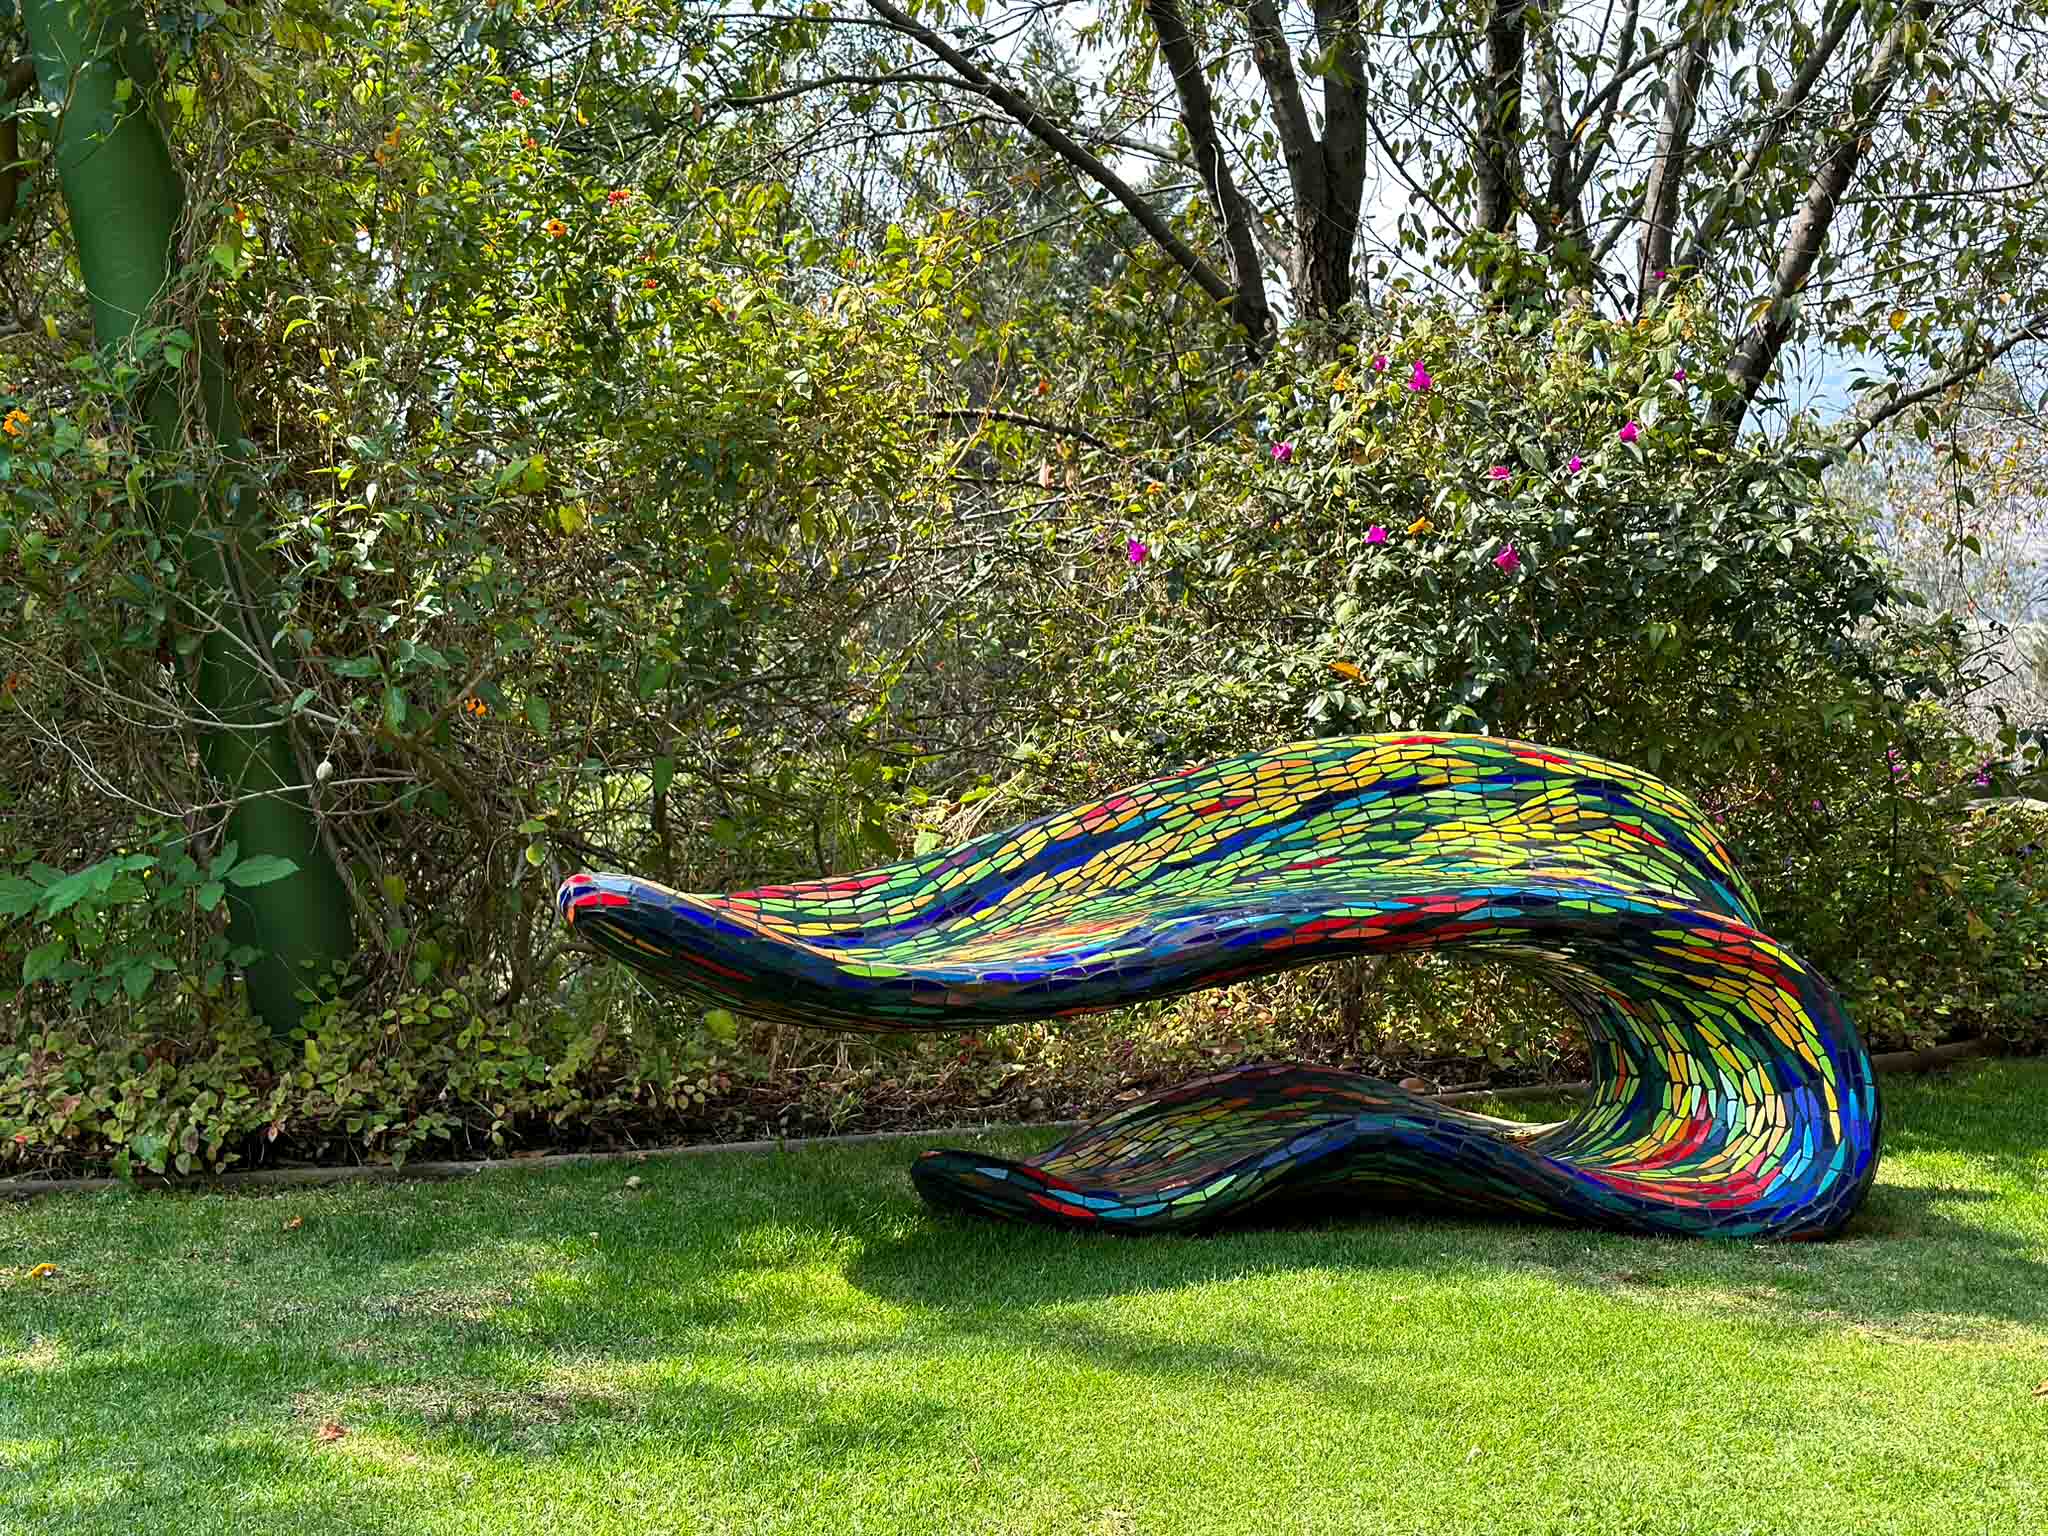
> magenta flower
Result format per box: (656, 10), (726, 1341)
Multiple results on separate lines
(1365, 525), (1388, 545)
(1127, 538), (1149, 565)
(1619, 421), (1639, 444)
(1812, 800), (1824, 812)
(1653, 269), (1668, 281)
(1272, 441), (1294, 463)
(1408, 360), (1433, 393)
(1371, 354), (1388, 373)
(1493, 544), (1521, 573)
(1672, 367), (1688, 384)
(1488, 465), (1510, 483)
(1975, 768), (1992, 787)
(1567, 455), (1584, 474)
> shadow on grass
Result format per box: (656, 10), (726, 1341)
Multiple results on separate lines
(7, 1060), (2044, 1530)
(833, 1061), (2048, 1335)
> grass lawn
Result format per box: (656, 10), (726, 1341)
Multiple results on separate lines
(5, 1061), (2047, 1536)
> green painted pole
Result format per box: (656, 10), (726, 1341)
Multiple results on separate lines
(24, 0), (353, 1030)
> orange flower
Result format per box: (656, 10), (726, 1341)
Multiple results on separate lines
(462, 696), (487, 718)
(544, 219), (568, 238)
(1, 408), (27, 437)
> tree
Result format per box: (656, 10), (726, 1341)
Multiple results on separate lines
(17, 0), (352, 1029)
(699, 0), (2048, 435)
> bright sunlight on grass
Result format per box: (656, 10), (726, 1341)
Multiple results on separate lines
(6, 1062), (2047, 1536)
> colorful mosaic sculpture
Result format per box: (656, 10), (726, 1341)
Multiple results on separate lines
(558, 735), (1881, 1239)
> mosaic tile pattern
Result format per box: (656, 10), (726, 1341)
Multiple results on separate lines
(558, 734), (1882, 1239)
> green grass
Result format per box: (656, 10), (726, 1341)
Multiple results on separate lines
(5, 1062), (2047, 1536)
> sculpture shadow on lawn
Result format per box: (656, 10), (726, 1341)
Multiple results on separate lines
(558, 734), (1882, 1241)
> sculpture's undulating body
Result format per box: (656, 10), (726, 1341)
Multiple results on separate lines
(559, 735), (1881, 1239)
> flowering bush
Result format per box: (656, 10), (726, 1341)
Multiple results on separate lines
(1087, 299), (1903, 789)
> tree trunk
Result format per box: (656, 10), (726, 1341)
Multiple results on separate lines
(1713, 0), (1934, 432)
(24, 0), (354, 1031)
(1144, 0), (1275, 345)
(1636, 33), (1712, 311)
(1473, 0), (1528, 238)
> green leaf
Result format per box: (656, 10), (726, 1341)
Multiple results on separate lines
(0, 876), (42, 919)
(23, 938), (68, 985)
(196, 880), (225, 911)
(383, 684), (409, 731)
(225, 855), (299, 889)
(703, 1007), (738, 1044)
(39, 860), (118, 918)
(524, 694), (551, 732)
(121, 962), (155, 1001)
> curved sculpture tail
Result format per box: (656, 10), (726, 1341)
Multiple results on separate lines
(559, 734), (1880, 1239)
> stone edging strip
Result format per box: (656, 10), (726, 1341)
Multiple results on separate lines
(0, 1037), (1994, 1200)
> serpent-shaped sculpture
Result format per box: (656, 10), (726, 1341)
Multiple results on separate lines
(557, 734), (1881, 1239)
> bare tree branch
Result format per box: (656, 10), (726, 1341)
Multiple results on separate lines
(1244, 0), (1321, 216)
(1677, 0), (1864, 278)
(1636, 30), (1714, 311)
(859, 0), (1248, 341)
(923, 408), (1113, 451)
(1715, 0), (1935, 431)
(720, 70), (976, 109)
(1842, 321), (2048, 450)
(1530, 3), (1581, 265)
(1140, 0), (1275, 344)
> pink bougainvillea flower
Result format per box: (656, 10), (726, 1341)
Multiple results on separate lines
(1567, 455), (1584, 474)
(1408, 360), (1433, 393)
(1371, 354), (1389, 373)
(1271, 441), (1294, 462)
(1493, 544), (1521, 573)
(1672, 366), (1688, 383)
(1619, 421), (1639, 443)
(1488, 464), (1510, 482)
(1365, 524), (1388, 545)
(1127, 538), (1149, 565)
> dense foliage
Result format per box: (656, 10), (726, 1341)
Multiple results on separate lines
(3, 0), (2046, 1176)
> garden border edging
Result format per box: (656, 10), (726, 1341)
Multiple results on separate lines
(0, 1037), (1994, 1199)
